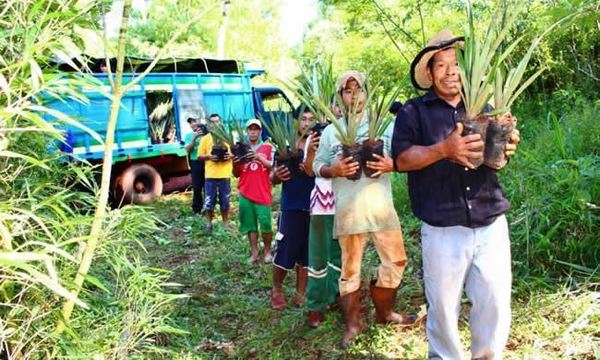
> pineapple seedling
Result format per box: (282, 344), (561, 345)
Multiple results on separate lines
(284, 58), (337, 136)
(207, 119), (249, 162)
(312, 86), (365, 180)
(260, 111), (306, 178)
(485, 12), (577, 169)
(363, 82), (400, 178)
(455, 0), (521, 168)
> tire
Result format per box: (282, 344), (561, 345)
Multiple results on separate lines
(114, 164), (163, 205)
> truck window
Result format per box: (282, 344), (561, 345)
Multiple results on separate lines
(262, 92), (293, 114)
(146, 90), (176, 144)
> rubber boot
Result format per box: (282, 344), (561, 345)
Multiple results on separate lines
(339, 289), (363, 349)
(370, 280), (416, 326)
(307, 311), (322, 329)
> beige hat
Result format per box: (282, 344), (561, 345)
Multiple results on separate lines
(337, 70), (367, 93)
(245, 118), (262, 129)
(410, 29), (464, 90)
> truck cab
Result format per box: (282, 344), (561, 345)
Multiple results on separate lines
(47, 57), (294, 204)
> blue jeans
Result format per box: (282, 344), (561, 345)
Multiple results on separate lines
(203, 178), (231, 212)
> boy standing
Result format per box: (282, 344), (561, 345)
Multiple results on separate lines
(234, 119), (274, 264)
(197, 114), (233, 233)
(270, 108), (315, 310)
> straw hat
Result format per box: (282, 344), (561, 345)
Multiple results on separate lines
(410, 29), (464, 90)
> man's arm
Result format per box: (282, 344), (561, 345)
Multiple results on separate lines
(395, 122), (484, 171)
(304, 134), (319, 177)
(185, 133), (200, 154)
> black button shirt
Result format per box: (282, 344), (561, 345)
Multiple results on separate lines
(392, 90), (510, 228)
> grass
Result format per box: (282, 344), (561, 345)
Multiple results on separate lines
(130, 95), (599, 359)
(137, 185), (597, 359)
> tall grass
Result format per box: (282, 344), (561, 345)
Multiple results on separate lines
(0, 0), (189, 357)
(504, 96), (599, 280)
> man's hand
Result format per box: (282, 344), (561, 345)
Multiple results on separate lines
(208, 154), (219, 161)
(366, 153), (393, 177)
(442, 122), (484, 169)
(273, 164), (291, 182)
(505, 116), (520, 157)
(330, 156), (360, 178)
(223, 152), (232, 161)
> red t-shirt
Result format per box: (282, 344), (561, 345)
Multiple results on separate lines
(236, 143), (274, 205)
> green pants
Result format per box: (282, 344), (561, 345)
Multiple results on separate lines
(307, 215), (342, 312)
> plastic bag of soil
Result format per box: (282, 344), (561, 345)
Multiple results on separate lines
(276, 149), (304, 178)
(484, 113), (516, 170)
(211, 144), (228, 161)
(362, 139), (384, 178)
(341, 143), (363, 180)
(232, 142), (252, 163)
(459, 113), (491, 168)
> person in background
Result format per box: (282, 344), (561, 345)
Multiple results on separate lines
(392, 29), (520, 359)
(303, 101), (342, 329)
(185, 117), (207, 215)
(389, 101), (403, 117)
(233, 119), (275, 264)
(269, 107), (315, 310)
(197, 113), (233, 234)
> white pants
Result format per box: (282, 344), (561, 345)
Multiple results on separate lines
(422, 215), (512, 360)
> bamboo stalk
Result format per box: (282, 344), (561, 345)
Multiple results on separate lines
(54, 0), (133, 335)
(55, 1), (216, 335)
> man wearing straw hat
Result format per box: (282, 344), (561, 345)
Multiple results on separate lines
(392, 29), (520, 359)
(313, 71), (416, 349)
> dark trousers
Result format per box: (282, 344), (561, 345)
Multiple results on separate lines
(190, 159), (205, 213)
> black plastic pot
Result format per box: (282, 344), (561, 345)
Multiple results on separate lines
(459, 113), (491, 169)
(484, 114), (515, 170)
(362, 139), (384, 178)
(310, 121), (329, 137)
(276, 149), (304, 178)
(232, 142), (252, 163)
(211, 144), (228, 161)
(341, 143), (363, 181)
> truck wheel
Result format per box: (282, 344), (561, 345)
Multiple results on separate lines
(115, 164), (163, 205)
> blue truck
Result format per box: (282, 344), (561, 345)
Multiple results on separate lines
(48, 57), (294, 204)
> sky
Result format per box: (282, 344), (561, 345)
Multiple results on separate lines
(278, 0), (319, 46)
(105, 0), (319, 47)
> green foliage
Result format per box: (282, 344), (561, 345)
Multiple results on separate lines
(0, 2), (102, 355)
(366, 82), (400, 141)
(502, 96), (600, 279)
(208, 119), (246, 147)
(493, 11), (579, 113)
(284, 57), (337, 123)
(456, 0), (522, 118)
(126, 0), (290, 81)
(259, 112), (301, 156)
